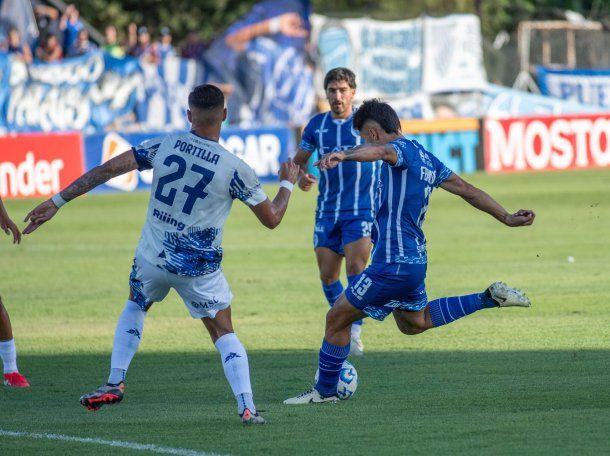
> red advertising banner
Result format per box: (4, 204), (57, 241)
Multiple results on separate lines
(484, 113), (610, 173)
(0, 133), (84, 199)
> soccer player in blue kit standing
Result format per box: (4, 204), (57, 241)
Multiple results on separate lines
(285, 99), (535, 404)
(294, 68), (376, 355)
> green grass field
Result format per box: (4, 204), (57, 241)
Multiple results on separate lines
(1, 169), (609, 455)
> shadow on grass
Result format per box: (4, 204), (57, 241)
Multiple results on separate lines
(0, 350), (608, 456)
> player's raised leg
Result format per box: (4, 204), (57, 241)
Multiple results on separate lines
(284, 294), (365, 404)
(392, 282), (531, 335)
(202, 307), (265, 425)
(0, 298), (29, 388)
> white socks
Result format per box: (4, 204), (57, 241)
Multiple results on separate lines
(108, 300), (146, 385)
(351, 323), (362, 340)
(215, 333), (255, 414)
(0, 339), (17, 373)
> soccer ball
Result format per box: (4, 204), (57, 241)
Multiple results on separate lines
(314, 360), (358, 400)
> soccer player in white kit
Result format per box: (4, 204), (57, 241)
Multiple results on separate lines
(23, 84), (299, 424)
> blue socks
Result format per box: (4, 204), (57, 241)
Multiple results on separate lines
(322, 280), (344, 306)
(315, 339), (350, 397)
(429, 292), (497, 328)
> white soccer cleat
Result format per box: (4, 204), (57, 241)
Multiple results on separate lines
(349, 324), (364, 356)
(283, 388), (339, 405)
(349, 335), (364, 356)
(486, 282), (531, 308)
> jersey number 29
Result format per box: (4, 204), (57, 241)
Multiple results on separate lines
(154, 154), (215, 215)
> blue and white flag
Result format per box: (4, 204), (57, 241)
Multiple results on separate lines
(202, 0), (314, 127)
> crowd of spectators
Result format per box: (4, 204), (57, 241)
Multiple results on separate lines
(0, 3), (211, 65)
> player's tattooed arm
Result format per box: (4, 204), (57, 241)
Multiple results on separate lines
(440, 173), (535, 227)
(315, 144), (396, 170)
(60, 151), (139, 202)
(23, 150), (139, 234)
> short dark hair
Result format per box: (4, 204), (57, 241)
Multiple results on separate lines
(353, 99), (401, 134)
(324, 67), (356, 90)
(188, 84), (224, 111)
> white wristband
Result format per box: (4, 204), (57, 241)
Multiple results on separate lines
(51, 193), (67, 208)
(279, 180), (294, 192)
(269, 16), (281, 34)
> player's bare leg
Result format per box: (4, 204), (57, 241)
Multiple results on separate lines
(0, 299), (13, 341)
(392, 307), (432, 335)
(343, 237), (371, 355)
(284, 295), (365, 404)
(203, 307), (265, 425)
(0, 298), (29, 388)
(315, 247), (342, 287)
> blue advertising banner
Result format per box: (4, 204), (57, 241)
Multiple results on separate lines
(409, 130), (479, 174)
(202, 0), (315, 127)
(401, 118), (481, 174)
(83, 127), (294, 194)
(537, 66), (610, 110)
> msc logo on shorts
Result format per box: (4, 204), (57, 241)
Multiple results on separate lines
(191, 297), (219, 309)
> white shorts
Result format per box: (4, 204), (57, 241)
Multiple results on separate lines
(128, 254), (233, 319)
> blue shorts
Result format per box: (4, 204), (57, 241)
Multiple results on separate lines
(313, 216), (373, 255)
(345, 263), (428, 321)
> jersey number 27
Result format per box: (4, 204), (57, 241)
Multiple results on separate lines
(154, 154), (215, 215)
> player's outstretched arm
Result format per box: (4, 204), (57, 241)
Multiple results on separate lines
(23, 150), (139, 234)
(293, 148), (317, 191)
(0, 198), (21, 244)
(440, 173), (535, 227)
(249, 159), (299, 229)
(315, 144), (396, 170)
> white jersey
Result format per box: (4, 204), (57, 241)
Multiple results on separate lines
(132, 131), (267, 277)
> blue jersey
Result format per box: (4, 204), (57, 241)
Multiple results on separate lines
(300, 111), (376, 221)
(371, 138), (453, 266)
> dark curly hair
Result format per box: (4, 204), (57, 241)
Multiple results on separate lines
(353, 99), (401, 134)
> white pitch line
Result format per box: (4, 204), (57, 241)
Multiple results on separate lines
(0, 429), (228, 456)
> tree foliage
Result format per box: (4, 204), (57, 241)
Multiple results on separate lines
(70, 0), (608, 46)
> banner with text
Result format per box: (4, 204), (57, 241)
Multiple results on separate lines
(311, 14), (486, 100)
(484, 113), (610, 173)
(83, 127), (294, 194)
(0, 133), (84, 199)
(0, 52), (142, 133)
(537, 67), (610, 110)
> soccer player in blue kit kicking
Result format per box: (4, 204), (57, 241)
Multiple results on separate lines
(284, 99), (535, 404)
(294, 68), (376, 355)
